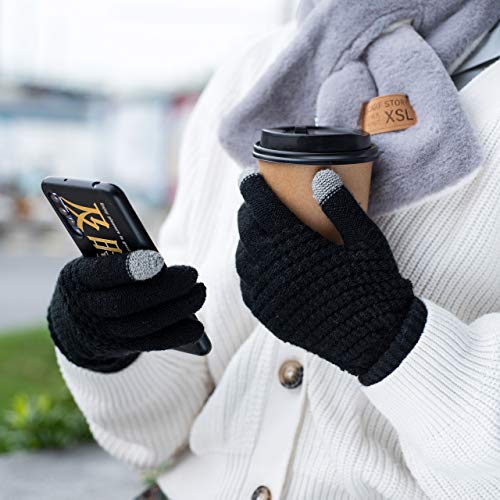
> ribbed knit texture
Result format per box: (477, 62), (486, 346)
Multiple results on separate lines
(56, 25), (500, 499)
(360, 298), (428, 386)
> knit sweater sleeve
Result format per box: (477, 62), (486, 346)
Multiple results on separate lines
(363, 298), (500, 494)
(56, 349), (211, 469)
(54, 126), (214, 468)
(51, 54), (236, 469)
(54, 157), (214, 467)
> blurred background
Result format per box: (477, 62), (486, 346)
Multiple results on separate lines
(0, 1), (296, 498)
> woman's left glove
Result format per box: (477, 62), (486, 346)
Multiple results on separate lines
(236, 169), (427, 386)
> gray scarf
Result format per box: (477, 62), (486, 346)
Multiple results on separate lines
(219, 0), (500, 216)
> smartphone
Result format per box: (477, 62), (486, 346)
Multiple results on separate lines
(41, 176), (212, 356)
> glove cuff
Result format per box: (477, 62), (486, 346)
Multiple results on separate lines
(359, 297), (428, 386)
(79, 353), (140, 373)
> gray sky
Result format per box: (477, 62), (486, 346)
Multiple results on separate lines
(0, 0), (294, 92)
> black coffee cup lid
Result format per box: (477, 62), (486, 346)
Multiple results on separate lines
(253, 126), (378, 165)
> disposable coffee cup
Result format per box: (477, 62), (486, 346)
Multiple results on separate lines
(253, 126), (379, 243)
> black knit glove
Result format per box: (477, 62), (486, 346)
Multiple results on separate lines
(237, 169), (427, 386)
(48, 250), (206, 373)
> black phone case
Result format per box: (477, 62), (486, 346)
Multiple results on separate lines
(41, 177), (211, 356)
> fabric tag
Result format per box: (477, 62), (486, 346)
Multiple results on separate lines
(360, 93), (417, 135)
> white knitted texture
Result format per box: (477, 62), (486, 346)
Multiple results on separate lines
(364, 303), (500, 498)
(56, 348), (212, 469)
(56, 25), (500, 499)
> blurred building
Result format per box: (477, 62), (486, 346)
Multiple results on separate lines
(0, 84), (198, 251)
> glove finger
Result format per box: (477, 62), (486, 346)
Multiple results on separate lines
(66, 250), (165, 291)
(119, 317), (205, 352)
(83, 266), (202, 318)
(104, 283), (206, 336)
(240, 281), (256, 312)
(312, 169), (384, 247)
(237, 204), (273, 257)
(235, 242), (259, 285)
(239, 168), (302, 234)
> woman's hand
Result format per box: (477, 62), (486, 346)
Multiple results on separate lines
(48, 250), (206, 372)
(236, 169), (427, 385)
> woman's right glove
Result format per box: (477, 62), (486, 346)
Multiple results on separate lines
(236, 169), (428, 386)
(48, 250), (206, 373)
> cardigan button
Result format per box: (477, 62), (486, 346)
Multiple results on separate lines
(279, 360), (303, 389)
(251, 485), (272, 500)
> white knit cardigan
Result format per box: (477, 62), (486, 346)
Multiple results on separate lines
(57, 24), (500, 500)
